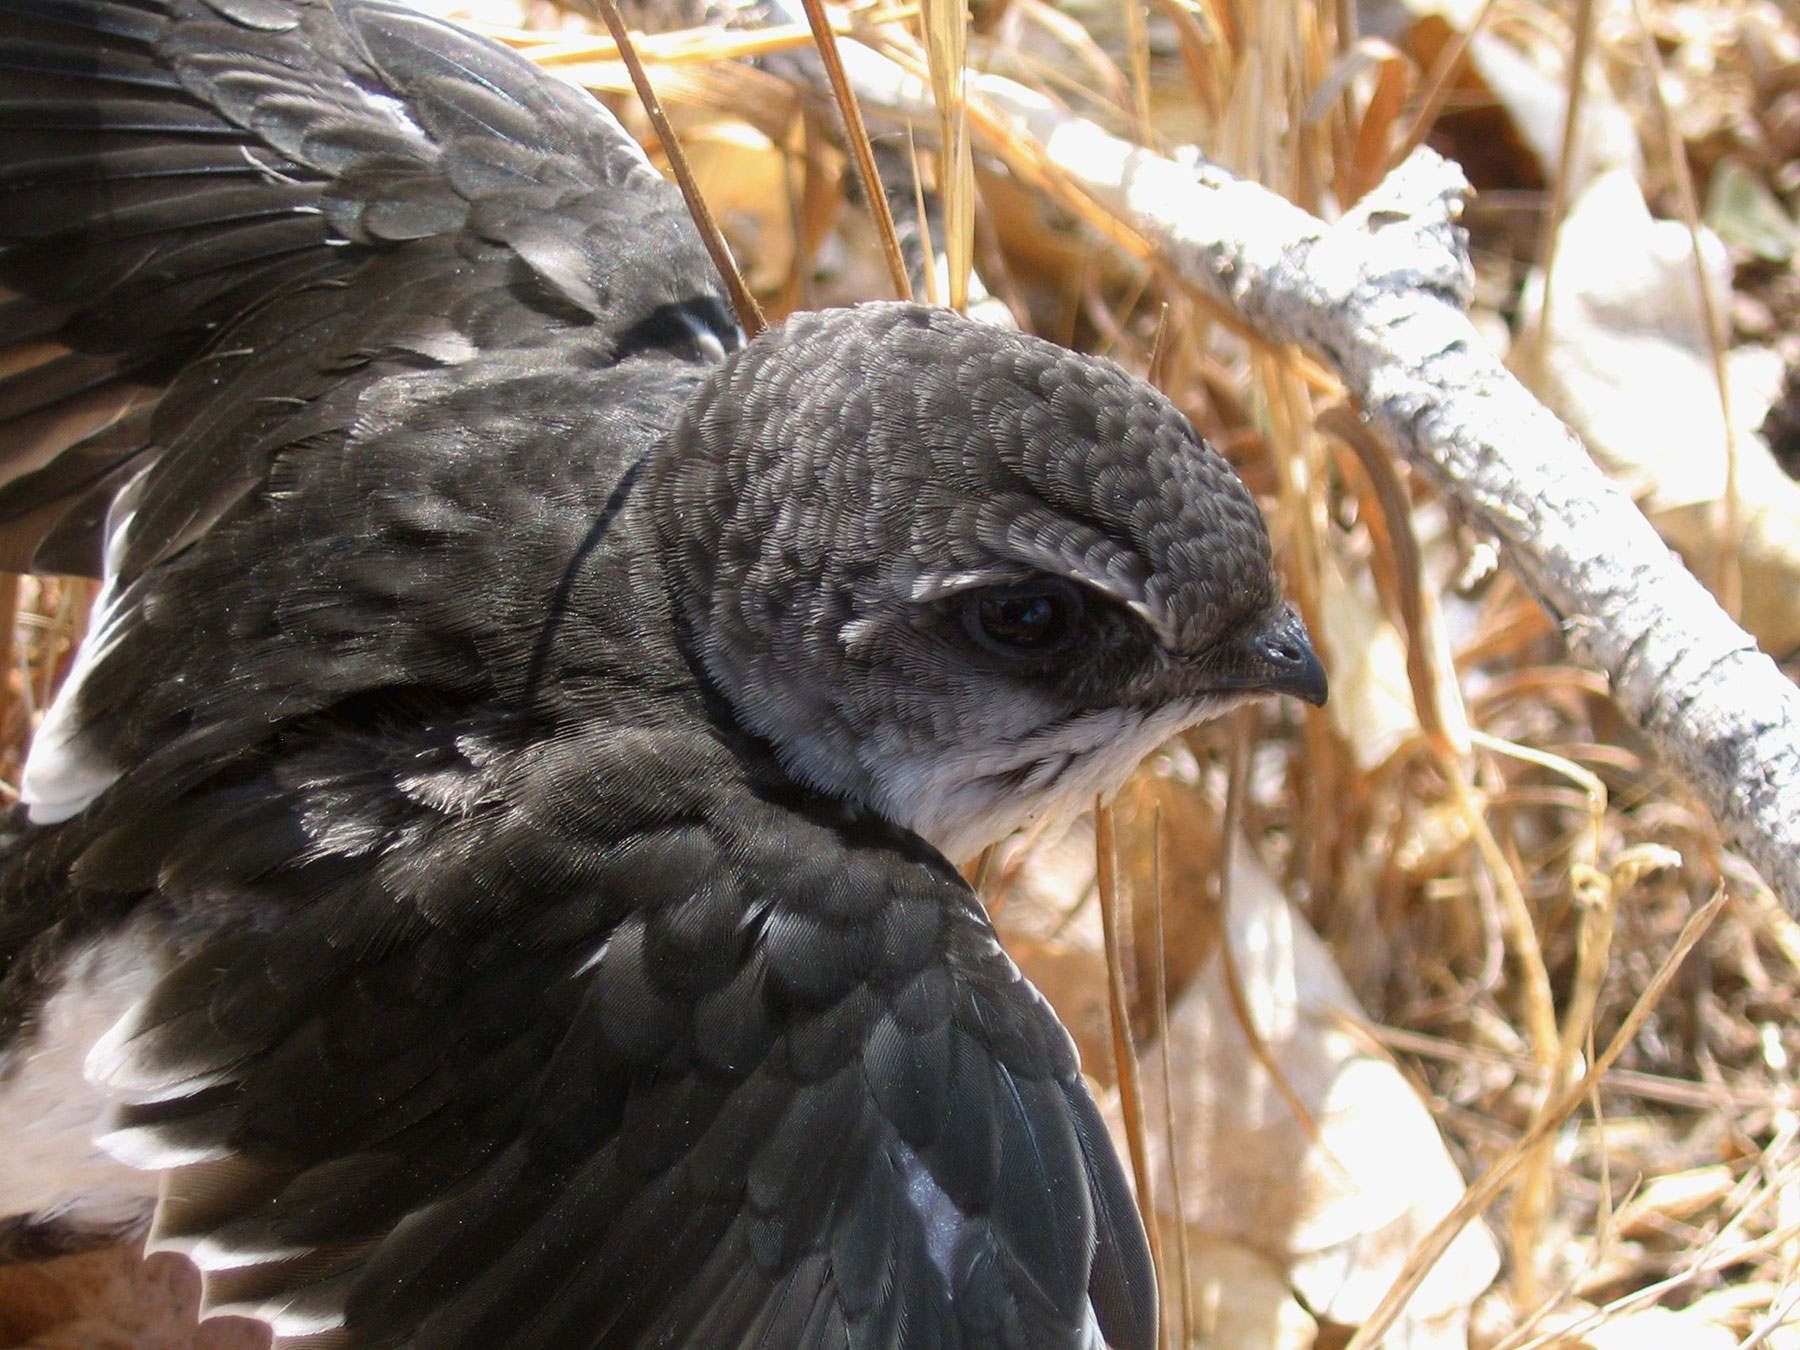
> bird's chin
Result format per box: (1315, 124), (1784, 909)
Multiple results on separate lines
(876, 695), (1241, 864)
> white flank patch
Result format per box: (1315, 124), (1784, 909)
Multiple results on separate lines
(20, 467), (149, 824)
(19, 579), (128, 823)
(895, 1135), (965, 1282)
(894, 1136), (1108, 1347)
(0, 930), (163, 1240)
(1079, 1298), (1106, 1349)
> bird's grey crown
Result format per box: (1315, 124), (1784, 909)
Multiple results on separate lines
(652, 302), (1290, 859)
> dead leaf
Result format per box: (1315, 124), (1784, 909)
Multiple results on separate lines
(1706, 157), (1799, 264)
(1557, 1306), (1738, 1350)
(1612, 1163), (1736, 1238)
(1159, 1225), (1319, 1349)
(1318, 552), (1468, 770)
(1387, 4), (1640, 193)
(1515, 168), (1800, 657)
(1141, 837), (1500, 1346)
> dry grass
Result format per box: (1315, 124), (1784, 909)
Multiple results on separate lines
(6, 0), (1800, 1345)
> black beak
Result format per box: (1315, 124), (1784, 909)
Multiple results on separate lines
(1244, 606), (1328, 707)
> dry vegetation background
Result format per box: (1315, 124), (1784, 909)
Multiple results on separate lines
(4, 0), (1800, 1346)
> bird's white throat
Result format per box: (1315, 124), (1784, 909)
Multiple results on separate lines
(867, 696), (1234, 863)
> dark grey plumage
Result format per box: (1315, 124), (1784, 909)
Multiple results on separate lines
(656, 305), (1317, 859)
(0, 0), (1323, 1345)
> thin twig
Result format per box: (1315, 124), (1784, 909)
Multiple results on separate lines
(1388, 0), (1501, 169)
(1119, 0), (1152, 145)
(917, 0), (972, 309)
(1094, 798), (1163, 1297)
(1146, 805), (1194, 1347)
(798, 0), (913, 300)
(1626, 0), (1739, 617)
(594, 0), (766, 334)
(1529, 0), (1596, 353)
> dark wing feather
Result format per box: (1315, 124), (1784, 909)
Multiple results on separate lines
(0, 0), (737, 828)
(0, 0), (736, 573)
(0, 2), (1160, 1345)
(77, 716), (1152, 1349)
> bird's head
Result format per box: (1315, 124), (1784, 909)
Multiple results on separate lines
(651, 303), (1326, 861)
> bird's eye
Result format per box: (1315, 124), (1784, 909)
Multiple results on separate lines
(961, 579), (1085, 657)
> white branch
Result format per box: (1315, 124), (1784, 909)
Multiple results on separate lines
(809, 33), (1800, 910)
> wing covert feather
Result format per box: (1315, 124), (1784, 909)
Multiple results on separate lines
(0, 0), (737, 572)
(81, 722), (1151, 1349)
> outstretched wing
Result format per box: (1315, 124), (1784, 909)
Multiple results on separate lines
(0, 0), (734, 574)
(83, 712), (1154, 1349)
(0, 4), (1159, 1345)
(0, 0), (736, 822)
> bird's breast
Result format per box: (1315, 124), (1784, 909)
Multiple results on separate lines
(0, 930), (163, 1255)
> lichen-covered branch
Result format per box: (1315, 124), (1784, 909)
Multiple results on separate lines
(795, 27), (1800, 911)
